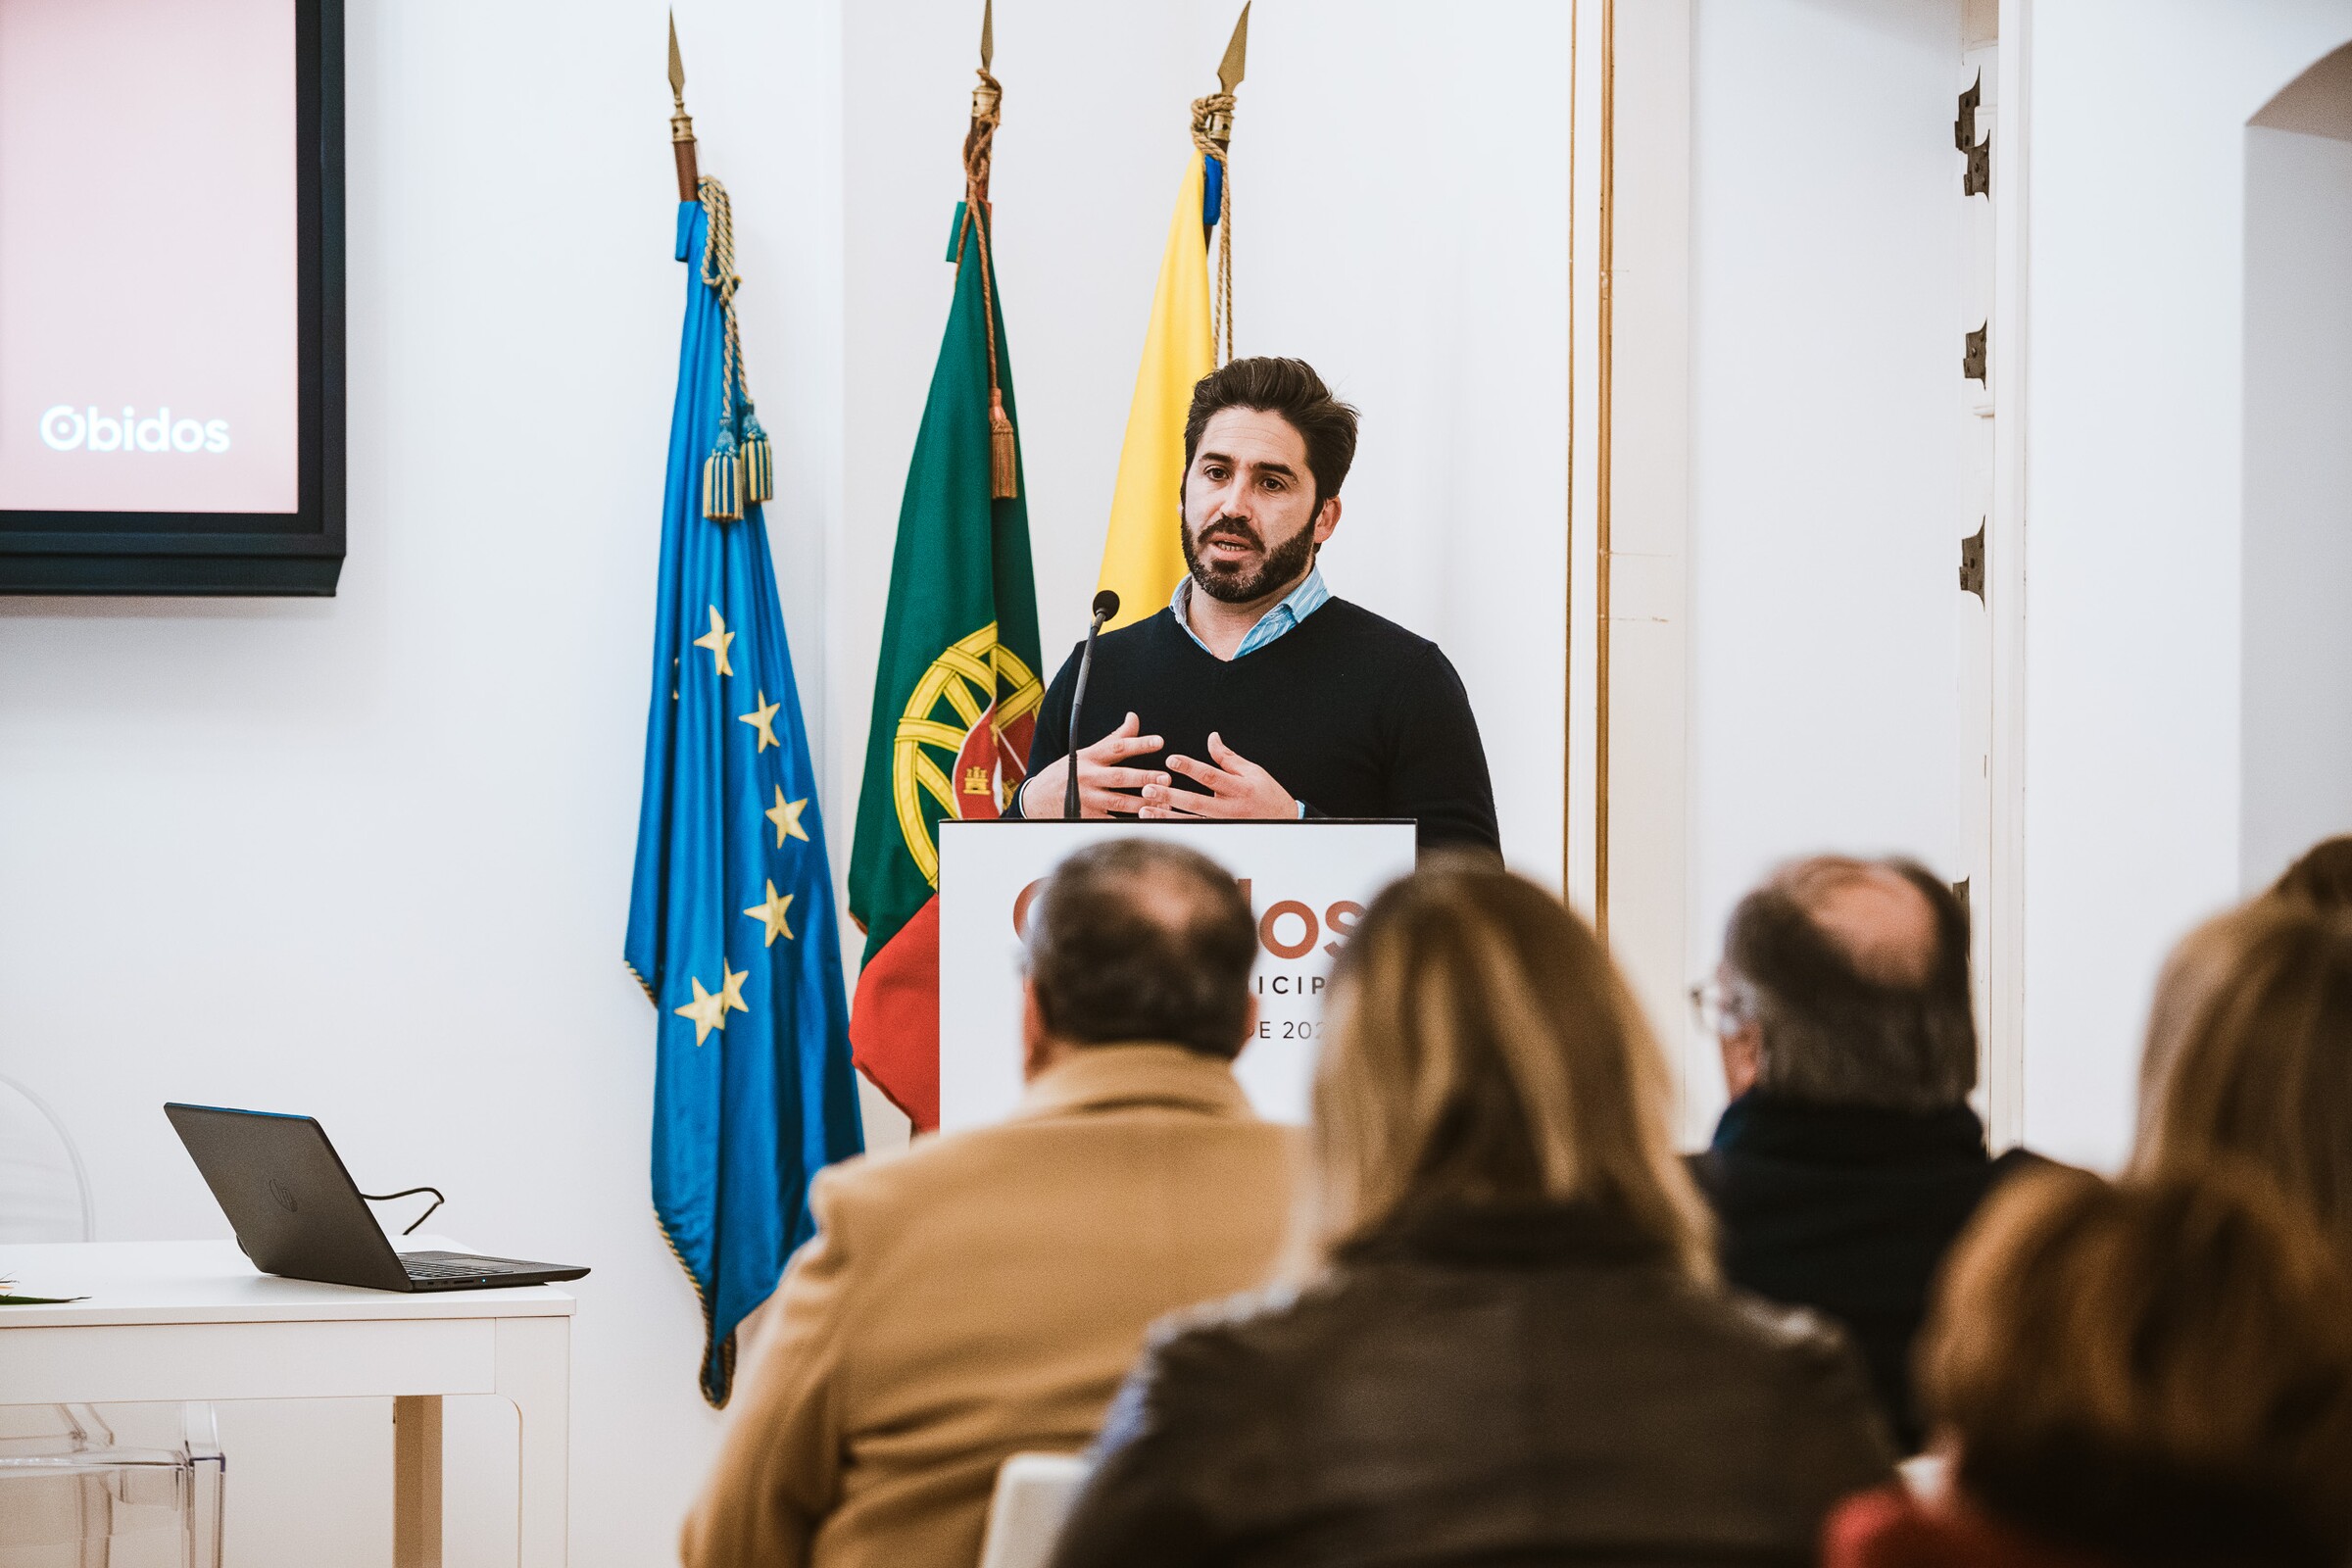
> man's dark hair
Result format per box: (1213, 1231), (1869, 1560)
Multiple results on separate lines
(1723, 857), (1976, 1113)
(1024, 839), (1257, 1059)
(1182, 357), (1360, 510)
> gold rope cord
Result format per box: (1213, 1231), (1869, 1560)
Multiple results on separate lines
(697, 174), (776, 513)
(697, 175), (748, 432)
(957, 69), (1019, 499)
(1191, 92), (1236, 367)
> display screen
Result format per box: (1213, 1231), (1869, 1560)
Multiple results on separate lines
(0, 0), (301, 515)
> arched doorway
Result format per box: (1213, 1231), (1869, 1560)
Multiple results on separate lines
(2242, 38), (2352, 888)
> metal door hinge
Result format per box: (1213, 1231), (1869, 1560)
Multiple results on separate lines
(1956, 74), (1989, 197)
(1963, 324), (1987, 383)
(1960, 521), (1985, 601)
(1951, 876), (1971, 927)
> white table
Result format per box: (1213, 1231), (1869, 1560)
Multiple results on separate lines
(0, 1238), (571, 1568)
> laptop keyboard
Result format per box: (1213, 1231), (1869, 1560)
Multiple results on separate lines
(400, 1252), (530, 1279)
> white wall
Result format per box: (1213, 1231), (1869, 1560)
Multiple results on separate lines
(1686, 0), (1969, 1130)
(1677, 0), (2352, 1170)
(0, 1), (1569, 1561)
(0, 2), (841, 1563)
(2241, 123), (2352, 889)
(1240, 3), (1570, 890)
(2020, 0), (2352, 1168)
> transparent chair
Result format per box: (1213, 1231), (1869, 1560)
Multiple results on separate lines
(0, 1073), (93, 1245)
(0, 1078), (224, 1568)
(0, 1404), (224, 1568)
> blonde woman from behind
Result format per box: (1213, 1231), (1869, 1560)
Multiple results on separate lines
(1047, 861), (1895, 1568)
(2133, 897), (2352, 1263)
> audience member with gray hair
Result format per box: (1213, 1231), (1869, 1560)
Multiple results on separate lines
(1689, 855), (2040, 1450)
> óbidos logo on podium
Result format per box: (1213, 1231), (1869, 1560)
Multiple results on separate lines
(38, 405), (231, 455)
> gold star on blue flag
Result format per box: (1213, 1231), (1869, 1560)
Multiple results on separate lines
(625, 179), (862, 1407)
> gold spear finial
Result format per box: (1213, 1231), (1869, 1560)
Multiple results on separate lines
(1197, 2), (1248, 148)
(973, 0), (1002, 122)
(1216, 2), (1250, 95)
(667, 11), (700, 201)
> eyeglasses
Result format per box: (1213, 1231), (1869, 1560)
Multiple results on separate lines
(1687, 978), (1749, 1039)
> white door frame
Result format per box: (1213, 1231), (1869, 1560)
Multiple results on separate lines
(1568, 0), (1701, 1139)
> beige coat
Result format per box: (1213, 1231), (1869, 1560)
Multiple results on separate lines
(679, 1044), (1299, 1568)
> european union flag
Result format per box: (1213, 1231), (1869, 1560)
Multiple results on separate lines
(627, 183), (863, 1407)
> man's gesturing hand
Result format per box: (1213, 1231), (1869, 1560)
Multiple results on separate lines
(1020, 711), (1168, 819)
(1142, 732), (1298, 820)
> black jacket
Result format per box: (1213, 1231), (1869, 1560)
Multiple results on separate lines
(1690, 1095), (2040, 1451)
(1047, 1201), (1895, 1568)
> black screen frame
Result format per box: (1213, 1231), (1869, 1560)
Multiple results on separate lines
(0, 0), (346, 596)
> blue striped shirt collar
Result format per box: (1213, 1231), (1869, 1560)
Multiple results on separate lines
(1171, 564), (1331, 660)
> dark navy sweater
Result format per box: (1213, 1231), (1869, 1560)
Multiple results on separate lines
(1015, 599), (1500, 854)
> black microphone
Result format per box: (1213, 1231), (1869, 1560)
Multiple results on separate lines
(1064, 590), (1120, 819)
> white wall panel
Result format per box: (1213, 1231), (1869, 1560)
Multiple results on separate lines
(1687, 0), (1969, 1133)
(2241, 124), (2352, 890)
(2021, 0), (2352, 1168)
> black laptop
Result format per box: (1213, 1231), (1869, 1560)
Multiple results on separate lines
(165, 1103), (588, 1292)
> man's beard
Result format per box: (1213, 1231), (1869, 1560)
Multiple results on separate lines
(1181, 514), (1317, 604)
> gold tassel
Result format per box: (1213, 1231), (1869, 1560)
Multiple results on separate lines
(988, 389), (1017, 500)
(703, 443), (742, 522)
(740, 427), (774, 506)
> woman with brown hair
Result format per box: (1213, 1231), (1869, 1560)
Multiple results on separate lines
(2269, 833), (2352, 909)
(1826, 1163), (2352, 1568)
(2133, 897), (2352, 1261)
(1046, 863), (1893, 1568)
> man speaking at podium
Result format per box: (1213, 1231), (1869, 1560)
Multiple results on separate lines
(1010, 358), (1501, 856)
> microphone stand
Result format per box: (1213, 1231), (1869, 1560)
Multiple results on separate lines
(1064, 590), (1119, 818)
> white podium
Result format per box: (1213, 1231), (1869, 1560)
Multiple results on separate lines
(936, 819), (1416, 1130)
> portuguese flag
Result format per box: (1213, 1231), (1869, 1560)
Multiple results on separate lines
(847, 197), (1043, 1132)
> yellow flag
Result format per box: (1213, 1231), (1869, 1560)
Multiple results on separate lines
(1097, 154), (1215, 632)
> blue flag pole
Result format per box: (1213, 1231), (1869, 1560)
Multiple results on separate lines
(625, 187), (863, 1407)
